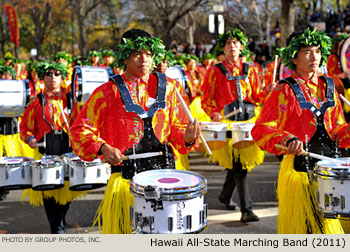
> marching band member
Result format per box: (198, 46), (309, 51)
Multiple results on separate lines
(184, 54), (202, 99)
(101, 49), (115, 68)
(251, 28), (348, 234)
(69, 28), (200, 234)
(201, 29), (265, 222)
(327, 33), (350, 122)
(54, 51), (74, 94)
(20, 61), (84, 234)
(87, 50), (102, 67)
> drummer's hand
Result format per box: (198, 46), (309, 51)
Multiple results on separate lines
(184, 118), (200, 145)
(28, 138), (38, 149)
(100, 143), (124, 165)
(266, 82), (277, 93)
(287, 139), (304, 156)
(212, 112), (222, 122)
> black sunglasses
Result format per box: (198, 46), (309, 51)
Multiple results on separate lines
(45, 72), (61, 77)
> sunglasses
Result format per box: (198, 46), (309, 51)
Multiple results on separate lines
(45, 72), (61, 77)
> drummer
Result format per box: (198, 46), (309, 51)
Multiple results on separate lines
(201, 28), (266, 222)
(19, 61), (83, 234)
(251, 28), (350, 234)
(327, 32), (350, 122)
(69, 28), (200, 234)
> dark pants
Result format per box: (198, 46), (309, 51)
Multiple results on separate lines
(43, 197), (70, 234)
(219, 159), (252, 213)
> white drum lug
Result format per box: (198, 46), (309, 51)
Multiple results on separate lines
(56, 169), (60, 180)
(97, 168), (101, 178)
(40, 169), (43, 181)
(83, 167), (86, 178)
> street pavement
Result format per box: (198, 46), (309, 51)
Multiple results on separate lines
(0, 151), (281, 234)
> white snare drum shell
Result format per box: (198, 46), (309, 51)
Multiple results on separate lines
(315, 158), (350, 218)
(197, 122), (228, 152)
(31, 158), (64, 191)
(69, 158), (110, 191)
(230, 122), (254, 149)
(0, 157), (33, 190)
(130, 169), (208, 233)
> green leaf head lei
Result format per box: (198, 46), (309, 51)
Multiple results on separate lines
(331, 33), (349, 53)
(102, 49), (115, 57)
(35, 61), (68, 80)
(280, 28), (332, 71)
(0, 65), (16, 79)
(184, 53), (199, 64)
(164, 50), (176, 67)
(216, 28), (248, 52)
(115, 36), (166, 70)
(54, 51), (72, 64)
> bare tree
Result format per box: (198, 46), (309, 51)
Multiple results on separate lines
(70, 0), (106, 57)
(280, 0), (296, 47)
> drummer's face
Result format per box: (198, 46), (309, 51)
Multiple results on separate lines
(124, 48), (153, 78)
(223, 38), (242, 60)
(44, 70), (63, 92)
(292, 46), (321, 75)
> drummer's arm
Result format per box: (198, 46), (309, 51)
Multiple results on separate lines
(69, 92), (106, 162)
(19, 100), (37, 147)
(201, 68), (220, 120)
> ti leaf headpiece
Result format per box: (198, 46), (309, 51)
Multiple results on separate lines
(280, 28), (332, 71)
(0, 65), (16, 79)
(115, 36), (166, 69)
(35, 61), (68, 80)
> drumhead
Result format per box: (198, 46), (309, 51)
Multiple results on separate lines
(200, 121), (228, 131)
(130, 169), (207, 200)
(230, 122), (254, 131)
(340, 37), (350, 72)
(70, 157), (102, 167)
(0, 156), (34, 167)
(33, 158), (63, 169)
(315, 157), (350, 178)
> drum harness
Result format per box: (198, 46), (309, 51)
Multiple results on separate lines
(37, 92), (73, 155)
(110, 72), (175, 182)
(280, 76), (340, 176)
(216, 62), (255, 122)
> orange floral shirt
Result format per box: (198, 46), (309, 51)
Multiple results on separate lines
(69, 73), (198, 162)
(252, 72), (350, 155)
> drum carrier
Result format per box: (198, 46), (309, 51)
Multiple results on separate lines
(110, 72), (175, 180)
(215, 62), (255, 121)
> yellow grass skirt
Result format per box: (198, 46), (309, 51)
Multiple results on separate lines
(0, 133), (39, 158)
(277, 154), (344, 234)
(209, 139), (264, 171)
(91, 173), (133, 234)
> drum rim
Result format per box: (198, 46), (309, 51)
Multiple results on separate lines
(32, 160), (64, 168)
(230, 122), (254, 130)
(200, 121), (228, 131)
(69, 158), (104, 167)
(0, 156), (34, 166)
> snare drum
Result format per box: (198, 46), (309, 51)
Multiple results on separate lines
(69, 158), (110, 191)
(197, 121), (228, 152)
(130, 169), (208, 234)
(62, 152), (78, 180)
(0, 157), (34, 190)
(31, 156), (64, 191)
(230, 122), (254, 149)
(314, 158), (350, 218)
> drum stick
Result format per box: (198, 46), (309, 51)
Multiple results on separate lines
(57, 100), (70, 130)
(223, 107), (242, 119)
(274, 144), (343, 164)
(121, 152), (163, 160)
(272, 55), (278, 84)
(174, 87), (212, 156)
(340, 94), (350, 107)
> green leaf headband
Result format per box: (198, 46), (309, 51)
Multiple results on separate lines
(216, 28), (248, 52)
(332, 33), (349, 53)
(0, 65), (16, 79)
(201, 53), (214, 61)
(280, 28), (332, 71)
(115, 36), (166, 69)
(102, 50), (115, 57)
(35, 61), (68, 80)
(88, 50), (102, 58)
(54, 51), (72, 64)
(184, 54), (199, 64)
(164, 50), (176, 67)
